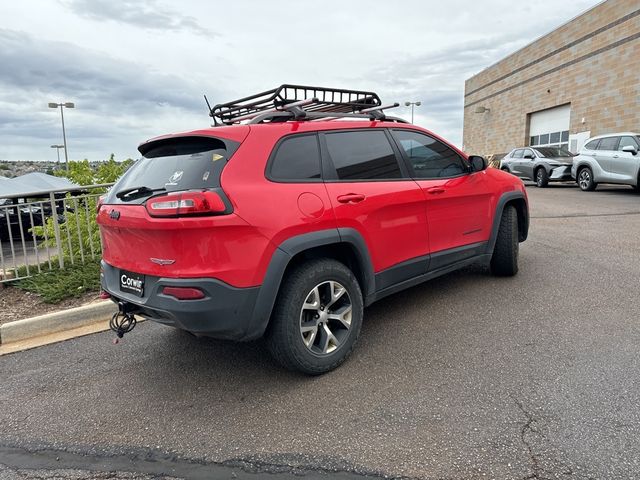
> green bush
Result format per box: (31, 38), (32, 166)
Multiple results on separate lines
(13, 258), (101, 303)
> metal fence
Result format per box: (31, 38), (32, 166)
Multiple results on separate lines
(0, 183), (114, 282)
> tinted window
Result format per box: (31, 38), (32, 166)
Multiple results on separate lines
(109, 136), (235, 204)
(523, 149), (534, 158)
(513, 149), (524, 158)
(394, 130), (467, 179)
(270, 134), (321, 180)
(618, 136), (639, 150)
(325, 131), (401, 180)
(539, 134), (550, 145)
(549, 132), (561, 144)
(584, 139), (599, 150)
(597, 137), (619, 150)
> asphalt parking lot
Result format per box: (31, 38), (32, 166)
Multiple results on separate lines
(1, 183), (639, 479)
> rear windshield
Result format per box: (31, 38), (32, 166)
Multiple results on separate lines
(106, 136), (238, 204)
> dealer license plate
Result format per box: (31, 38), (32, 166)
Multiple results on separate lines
(119, 269), (145, 297)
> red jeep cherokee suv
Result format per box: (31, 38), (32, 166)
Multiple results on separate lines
(97, 85), (528, 374)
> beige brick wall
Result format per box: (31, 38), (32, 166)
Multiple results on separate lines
(463, 0), (640, 156)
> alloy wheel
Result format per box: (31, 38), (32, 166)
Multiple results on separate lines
(579, 170), (591, 190)
(536, 170), (544, 186)
(299, 281), (352, 355)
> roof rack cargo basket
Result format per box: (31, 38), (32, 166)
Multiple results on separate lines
(210, 84), (383, 125)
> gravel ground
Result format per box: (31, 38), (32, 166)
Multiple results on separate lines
(1, 184), (639, 479)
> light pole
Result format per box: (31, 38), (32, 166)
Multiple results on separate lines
(404, 101), (421, 124)
(50, 144), (64, 164)
(48, 102), (75, 171)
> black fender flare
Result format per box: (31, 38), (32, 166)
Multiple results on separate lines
(243, 228), (374, 340)
(486, 190), (529, 255)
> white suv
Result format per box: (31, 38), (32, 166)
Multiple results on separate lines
(571, 133), (640, 191)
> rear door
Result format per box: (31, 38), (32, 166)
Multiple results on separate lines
(320, 129), (429, 286)
(610, 136), (640, 182)
(511, 149), (525, 177)
(594, 136), (620, 175)
(390, 129), (493, 259)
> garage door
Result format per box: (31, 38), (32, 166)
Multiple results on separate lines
(529, 104), (570, 149)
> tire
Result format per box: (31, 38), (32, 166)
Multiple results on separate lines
(490, 205), (519, 277)
(535, 168), (549, 188)
(265, 258), (363, 375)
(577, 167), (597, 191)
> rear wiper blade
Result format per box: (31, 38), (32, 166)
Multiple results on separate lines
(116, 186), (166, 200)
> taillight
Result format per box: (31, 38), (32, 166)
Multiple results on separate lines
(146, 191), (226, 217)
(162, 286), (205, 300)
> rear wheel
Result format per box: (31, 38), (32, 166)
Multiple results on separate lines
(490, 205), (519, 277)
(266, 259), (363, 375)
(535, 168), (549, 188)
(578, 167), (597, 191)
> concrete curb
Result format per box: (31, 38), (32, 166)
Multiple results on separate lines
(0, 301), (116, 345)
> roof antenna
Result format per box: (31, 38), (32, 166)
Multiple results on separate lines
(204, 94), (217, 126)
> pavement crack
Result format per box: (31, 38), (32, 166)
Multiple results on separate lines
(513, 397), (547, 480)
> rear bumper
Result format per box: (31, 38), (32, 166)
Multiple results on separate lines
(101, 261), (260, 341)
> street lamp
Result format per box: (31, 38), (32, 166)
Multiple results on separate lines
(50, 144), (64, 164)
(404, 101), (421, 124)
(48, 102), (75, 171)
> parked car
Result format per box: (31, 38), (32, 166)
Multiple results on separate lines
(500, 146), (574, 187)
(97, 85), (529, 374)
(571, 132), (640, 191)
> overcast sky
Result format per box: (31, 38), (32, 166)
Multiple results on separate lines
(1, 0), (599, 162)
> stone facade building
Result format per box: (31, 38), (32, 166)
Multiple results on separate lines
(463, 0), (640, 158)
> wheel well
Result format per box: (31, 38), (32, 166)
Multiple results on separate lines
(282, 243), (367, 295)
(505, 198), (528, 242)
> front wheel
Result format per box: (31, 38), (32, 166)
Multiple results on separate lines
(578, 167), (597, 191)
(490, 205), (519, 277)
(535, 168), (549, 187)
(266, 259), (363, 375)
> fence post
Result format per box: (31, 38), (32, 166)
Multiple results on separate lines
(49, 192), (65, 269)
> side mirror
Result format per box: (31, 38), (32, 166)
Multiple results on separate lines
(622, 145), (638, 155)
(523, 153), (534, 159)
(468, 155), (488, 172)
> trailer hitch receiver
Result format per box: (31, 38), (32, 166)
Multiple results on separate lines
(110, 302), (138, 343)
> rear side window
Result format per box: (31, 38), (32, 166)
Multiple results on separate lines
(324, 130), (402, 180)
(269, 134), (321, 181)
(597, 137), (619, 150)
(584, 139), (599, 150)
(108, 136), (237, 204)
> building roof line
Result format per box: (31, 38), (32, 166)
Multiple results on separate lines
(466, 0), (608, 81)
(465, 3), (639, 97)
(464, 31), (640, 109)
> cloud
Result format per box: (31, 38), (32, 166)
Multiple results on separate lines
(347, 32), (545, 147)
(60, 0), (213, 36)
(0, 29), (215, 161)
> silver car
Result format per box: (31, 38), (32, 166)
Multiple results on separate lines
(500, 146), (574, 187)
(571, 133), (640, 191)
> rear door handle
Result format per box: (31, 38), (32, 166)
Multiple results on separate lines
(613, 155), (619, 158)
(337, 193), (366, 204)
(426, 187), (445, 195)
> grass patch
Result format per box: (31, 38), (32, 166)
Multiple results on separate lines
(12, 258), (101, 304)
